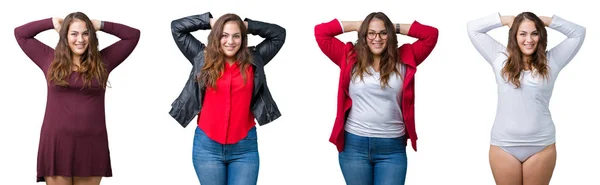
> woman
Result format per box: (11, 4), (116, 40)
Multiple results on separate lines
(14, 12), (140, 184)
(467, 12), (585, 185)
(314, 12), (438, 185)
(169, 12), (285, 185)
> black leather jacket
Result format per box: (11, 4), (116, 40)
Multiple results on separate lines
(169, 12), (285, 128)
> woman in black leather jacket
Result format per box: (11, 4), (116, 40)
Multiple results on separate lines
(169, 12), (285, 185)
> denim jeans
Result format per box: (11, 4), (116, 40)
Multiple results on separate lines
(192, 126), (259, 185)
(339, 131), (408, 185)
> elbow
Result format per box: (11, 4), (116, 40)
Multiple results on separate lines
(268, 24), (286, 43)
(579, 26), (587, 38)
(14, 27), (21, 39)
(273, 23), (286, 37)
(570, 26), (587, 42)
(132, 28), (141, 42)
(430, 26), (439, 39)
(466, 22), (478, 38)
(314, 25), (323, 40)
(466, 21), (477, 33)
(279, 26), (286, 42)
(170, 20), (180, 34)
(428, 26), (439, 43)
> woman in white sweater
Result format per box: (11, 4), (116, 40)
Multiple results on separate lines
(467, 12), (585, 185)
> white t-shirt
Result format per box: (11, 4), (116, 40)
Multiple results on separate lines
(345, 64), (407, 138)
(467, 13), (586, 146)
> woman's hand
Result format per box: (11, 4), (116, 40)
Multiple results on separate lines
(52, 17), (63, 33)
(91, 19), (102, 31)
(539, 16), (553, 27)
(500, 15), (515, 28)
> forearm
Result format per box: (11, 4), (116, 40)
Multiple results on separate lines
(245, 18), (285, 39)
(100, 21), (140, 40)
(341, 21), (412, 35)
(171, 12), (213, 34)
(209, 18), (248, 29)
(15, 18), (54, 39)
(500, 14), (515, 27)
(340, 21), (361, 32)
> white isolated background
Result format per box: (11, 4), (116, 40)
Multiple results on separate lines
(0, 0), (598, 184)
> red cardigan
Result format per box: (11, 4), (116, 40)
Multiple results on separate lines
(314, 19), (438, 152)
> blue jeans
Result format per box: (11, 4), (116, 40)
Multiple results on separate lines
(339, 131), (408, 185)
(192, 126), (259, 185)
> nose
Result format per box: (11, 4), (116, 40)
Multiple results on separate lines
(76, 34), (84, 43)
(227, 36), (234, 45)
(374, 34), (383, 41)
(525, 35), (534, 43)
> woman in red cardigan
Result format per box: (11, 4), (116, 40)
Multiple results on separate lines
(314, 12), (438, 184)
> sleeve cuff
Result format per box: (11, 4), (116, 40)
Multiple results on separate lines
(485, 12), (504, 28)
(493, 12), (503, 26)
(337, 19), (344, 33)
(202, 12), (213, 29)
(548, 15), (563, 29)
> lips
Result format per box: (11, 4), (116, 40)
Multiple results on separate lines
(73, 44), (86, 49)
(523, 43), (535, 50)
(224, 45), (237, 51)
(371, 42), (384, 49)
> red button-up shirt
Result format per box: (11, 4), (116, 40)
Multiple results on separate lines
(198, 62), (255, 144)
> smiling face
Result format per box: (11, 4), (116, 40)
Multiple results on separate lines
(67, 19), (89, 57)
(516, 19), (540, 58)
(220, 21), (242, 62)
(366, 18), (388, 56)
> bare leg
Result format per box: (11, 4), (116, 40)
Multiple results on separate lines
(73, 177), (102, 185)
(489, 145), (523, 185)
(523, 144), (556, 185)
(45, 176), (73, 185)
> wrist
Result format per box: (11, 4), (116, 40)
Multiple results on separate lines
(541, 16), (552, 26)
(500, 16), (513, 26)
(500, 16), (507, 26)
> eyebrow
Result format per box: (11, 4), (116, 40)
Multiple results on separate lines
(222, 32), (241, 35)
(368, 29), (386, 32)
(69, 30), (89, 33)
(519, 30), (538, 33)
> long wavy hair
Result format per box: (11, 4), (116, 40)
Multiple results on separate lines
(503, 12), (549, 88)
(198, 14), (252, 89)
(351, 12), (401, 88)
(47, 12), (107, 88)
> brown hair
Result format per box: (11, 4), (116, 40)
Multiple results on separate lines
(503, 12), (549, 88)
(198, 14), (252, 89)
(47, 12), (107, 88)
(351, 12), (401, 88)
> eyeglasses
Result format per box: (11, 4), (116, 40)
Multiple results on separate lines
(367, 31), (388, 40)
